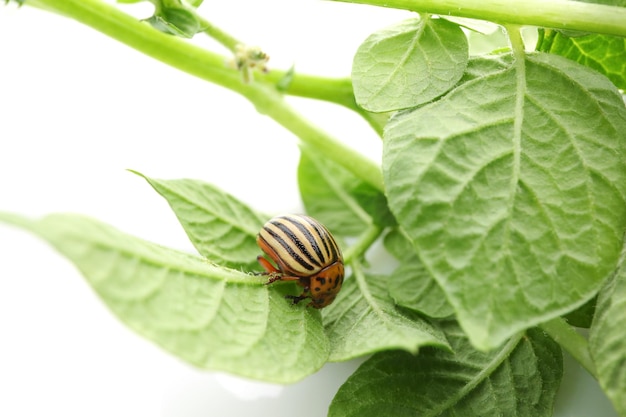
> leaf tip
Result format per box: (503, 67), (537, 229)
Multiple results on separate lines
(126, 168), (147, 179)
(0, 211), (34, 229)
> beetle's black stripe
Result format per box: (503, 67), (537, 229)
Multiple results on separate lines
(278, 216), (326, 266)
(271, 217), (323, 269)
(258, 214), (343, 276)
(264, 224), (316, 271)
(304, 216), (340, 263)
(297, 216), (330, 263)
(298, 215), (340, 263)
(327, 232), (340, 262)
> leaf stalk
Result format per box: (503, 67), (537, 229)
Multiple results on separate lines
(196, 15), (241, 52)
(329, 0), (626, 38)
(539, 317), (597, 378)
(344, 224), (384, 265)
(23, 0), (385, 191)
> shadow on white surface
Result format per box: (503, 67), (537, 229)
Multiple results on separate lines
(162, 361), (367, 417)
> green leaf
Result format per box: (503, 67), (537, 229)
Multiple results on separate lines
(590, 255), (626, 416)
(117, 0), (203, 6)
(145, 11), (199, 38)
(0, 212), (329, 383)
(537, 29), (626, 90)
(276, 65), (296, 92)
(322, 266), (449, 362)
(442, 18), (509, 57)
(382, 228), (415, 261)
(562, 296), (596, 328)
(329, 323), (562, 417)
(573, 0), (626, 6)
(145, 1), (202, 38)
(388, 262), (455, 319)
(298, 148), (395, 230)
(465, 27), (510, 55)
(350, 182), (397, 228)
(132, 172), (266, 271)
(458, 54), (513, 84)
(385, 229), (455, 318)
(383, 52), (626, 349)
(352, 16), (468, 112)
(298, 148), (372, 236)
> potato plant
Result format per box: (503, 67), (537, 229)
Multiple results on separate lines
(1, 0), (626, 415)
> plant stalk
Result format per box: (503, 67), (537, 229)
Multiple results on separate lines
(344, 224), (384, 264)
(23, 0), (385, 191)
(539, 317), (597, 378)
(330, 0), (626, 38)
(196, 15), (241, 52)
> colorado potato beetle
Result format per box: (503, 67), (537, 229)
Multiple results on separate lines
(256, 214), (344, 308)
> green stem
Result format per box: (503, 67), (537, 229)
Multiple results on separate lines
(261, 71), (387, 136)
(344, 224), (384, 265)
(539, 317), (597, 378)
(25, 0), (384, 191)
(506, 25), (526, 57)
(191, 15), (386, 135)
(182, 0), (373, 123)
(258, 94), (383, 190)
(506, 25), (525, 211)
(263, 72), (356, 110)
(330, 0), (626, 38)
(196, 15), (241, 52)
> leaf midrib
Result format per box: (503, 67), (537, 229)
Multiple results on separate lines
(366, 18), (428, 105)
(308, 150), (372, 224)
(429, 333), (524, 416)
(44, 218), (259, 285)
(149, 176), (263, 237)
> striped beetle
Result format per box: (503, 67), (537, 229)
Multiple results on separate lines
(256, 214), (344, 308)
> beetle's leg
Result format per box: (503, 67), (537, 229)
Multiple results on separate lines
(285, 281), (311, 305)
(258, 256), (302, 286)
(256, 256), (283, 284)
(285, 294), (309, 305)
(266, 274), (300, 285)
(256, 255), (279, 275)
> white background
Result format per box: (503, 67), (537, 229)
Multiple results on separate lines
(0, 1), (619, 416)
